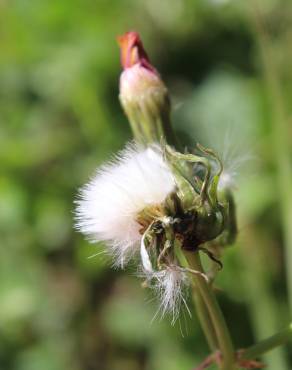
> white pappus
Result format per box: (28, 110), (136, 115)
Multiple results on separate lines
(75, 143), (192, 321)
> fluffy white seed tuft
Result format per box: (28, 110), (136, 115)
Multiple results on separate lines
(75, 143), (175, 267)
(218, 141), (254, 191)
(150, 267), (190, 325)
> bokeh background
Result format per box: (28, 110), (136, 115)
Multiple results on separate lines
(1, 1), (292, 369)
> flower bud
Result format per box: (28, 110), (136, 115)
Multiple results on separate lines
(117, 32), (176, 146)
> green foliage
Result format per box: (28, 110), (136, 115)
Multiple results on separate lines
(1, 1), (291, 369)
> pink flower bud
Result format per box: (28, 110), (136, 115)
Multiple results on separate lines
(117, 31), (175, 146)
(117, 31), (156, 73)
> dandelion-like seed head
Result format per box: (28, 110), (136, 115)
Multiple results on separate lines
(75, 143), (175, 267)
(75, 140), (235, 320)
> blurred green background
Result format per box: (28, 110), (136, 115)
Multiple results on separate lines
(1, 1), (292, 369)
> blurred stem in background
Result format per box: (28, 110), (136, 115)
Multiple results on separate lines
(235, 3), (292, 369)
(240, 227), (288, 369)
(250, 3), (292, 311)
(242, 323), (292, 361)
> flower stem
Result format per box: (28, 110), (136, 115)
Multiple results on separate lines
(175, 244), (218, 352)
(241, 323), (292, 360)
(192, 288), (219, 351)
(184, 251), (236, 370)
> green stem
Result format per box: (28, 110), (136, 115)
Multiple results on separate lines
(184, 251), (236, 370)
(175, 243), (219, 353)
(251, 2), (292, 311)
(192, 288), (219, 351)
(242, 323), (292, 360)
